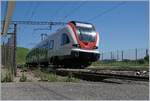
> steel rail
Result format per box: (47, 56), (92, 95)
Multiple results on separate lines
(54, 68), (149, 81)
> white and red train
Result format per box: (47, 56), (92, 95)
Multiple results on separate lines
(26, 21), (100, 68)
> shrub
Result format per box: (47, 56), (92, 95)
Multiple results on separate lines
(19, 73), (27, 82)
(1, 71), (12, 82)
(47, 73), (58, 82)
(40, 74), (48, 81)
(40, 73), (58, 82)
(137, 59), (145, 64)
(122, 59), (131, 62)
(32, 69), (79, 82)
(144, 55), (149, 62)
(33, 69), (42, 77)
(65, 72), (78, 82)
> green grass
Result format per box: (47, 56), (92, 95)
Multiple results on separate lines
(1, 46), (29, 64)
(19, 72), (27, 82)
(92, 61), (149, 66)
(1, 69), (13, 82)
(32, 69), (79, 82)
(64, 73), (79, 82)
(16, 47), (29, 64)
(89, 65), (149, 71)
(91, 60), (149, 71)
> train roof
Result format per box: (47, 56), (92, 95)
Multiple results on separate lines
(69, 21), (95, 29)
(69, 21), (93, 26)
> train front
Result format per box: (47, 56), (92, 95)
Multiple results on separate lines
(68, 21), (100, 62)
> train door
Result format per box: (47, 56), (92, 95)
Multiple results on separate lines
(59, 32), (71, 56)
(48, 39), (54, 58)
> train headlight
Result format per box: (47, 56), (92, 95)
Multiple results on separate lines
(93, 46), (98, 49)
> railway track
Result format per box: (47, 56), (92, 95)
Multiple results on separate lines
(52, 68), (149, 81)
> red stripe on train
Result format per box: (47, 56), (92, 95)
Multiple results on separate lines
(68, 22), (98, 49)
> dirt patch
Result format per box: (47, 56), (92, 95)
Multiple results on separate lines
(14, 68), (40, 82)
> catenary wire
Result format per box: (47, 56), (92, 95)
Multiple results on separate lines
(88, 1), (127, 21)
(61, 1), (87, 21)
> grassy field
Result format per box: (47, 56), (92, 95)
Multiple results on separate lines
(16, 47), (29, 64)
(32, 69), (79, 82)
(91, 60), (149, 71)
(92, 61), (149, 66)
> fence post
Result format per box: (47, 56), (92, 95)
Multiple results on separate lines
(111, 52), (113, 60)
(2, 42), (4, 66)
(117, 50), (119, 61)
(4, 43), (6, 68)
(121, 50), (124, 61)
(101, 52), (103, 61)
(13, 24), (17, 76)
(135, 48), (137, 61)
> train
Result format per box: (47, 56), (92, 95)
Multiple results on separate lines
(26, 21), (100, 68)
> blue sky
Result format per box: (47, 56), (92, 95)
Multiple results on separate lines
(1, 1), (149, 52)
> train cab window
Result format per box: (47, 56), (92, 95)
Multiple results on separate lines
(61, 33), (70, 45)
(49, 40), (54, 49)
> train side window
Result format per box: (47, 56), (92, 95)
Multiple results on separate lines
(49, 40), (54, 49)
(61, 33), (70, 45)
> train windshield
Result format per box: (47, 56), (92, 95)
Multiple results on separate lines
(77, 26), (96, 42)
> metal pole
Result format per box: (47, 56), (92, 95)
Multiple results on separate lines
(4, 42), (6, 68)
(111, 52), (112, 60)
(135, 48), (137, 61)
(2, 42), (4, 66)
(121, 50), (123, 61)
(13, 24), (17, 76)
(8, 38), (12, 74)
(101, 52), (103, 61)
(117, 50), (119, 61)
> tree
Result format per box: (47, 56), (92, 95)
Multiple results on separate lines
(144, 55), (149, 62)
